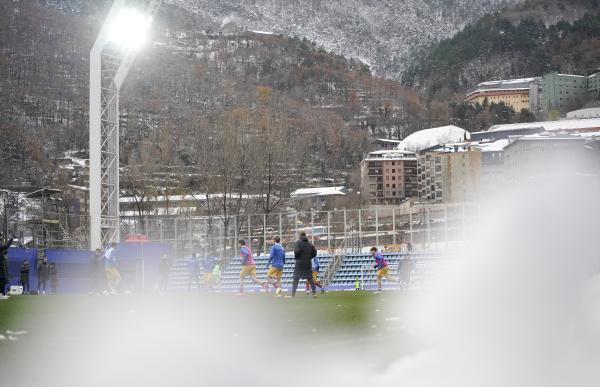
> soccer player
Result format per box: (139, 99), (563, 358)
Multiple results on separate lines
(305, 255), (325, 294)
(266, 236), (285, 296)
(187, 253), (201, 292)
(49, 262), (58, 294)
(202, 255), (216, 292)
(159, 254), (170, 293)
(19, 259), (30, 294)
(397, 242), (414, 291)
(90, 248), (104, 294)
(104, 242), (121, 294)
(291, 231), (317, 298)
(212, 261), (222, 287)
(371, 246), (396, 293)
(37, 254), (50, 294)
(0, 235), (14, 296)
(238, 239), (266, 294)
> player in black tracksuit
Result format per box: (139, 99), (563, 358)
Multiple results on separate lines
(0, 236), (15, 295)
(19, 259), (30, 294)
(37, 256), (50, 294)
(292, 232), (317, 297)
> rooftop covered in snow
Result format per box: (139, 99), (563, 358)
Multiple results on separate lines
(364, 149), (416, 161)
(465, 77), (541, 98)
(477, 77), (540, 87)
(290, 186), (347, 199)
(474, 139), (510, 152)
(488, 118), (600, 133)
(567, 107), (600, 119)
(396, 125), (470, 153)
(503, 133), (586, 152)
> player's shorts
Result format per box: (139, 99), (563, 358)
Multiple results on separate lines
(267, 267), (283, 279)
(239, 265), (257, 278)
(105, 267), (121, 283)
(204, 272), (213, 283)
(377, 267), (390, 279)
(312, 271), (319, 282)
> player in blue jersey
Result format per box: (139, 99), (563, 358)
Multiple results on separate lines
(202, 255), (216, 292)
(103, 242), (121, 294)
(265, 236), (285, 296)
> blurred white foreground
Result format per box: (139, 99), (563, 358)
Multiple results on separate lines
(2, 176), (600, 387)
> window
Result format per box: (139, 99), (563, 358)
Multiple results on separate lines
(392, 184), (396, 188)
(392, 176), (396, 181)
(392, 169), (395, 173)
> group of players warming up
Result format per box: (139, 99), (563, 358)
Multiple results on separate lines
(236, 231), (398, 296)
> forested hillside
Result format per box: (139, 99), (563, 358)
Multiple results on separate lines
(0, 1), (448, 217)
(168, 0), (520, 78)
(402, 0), (600, 96)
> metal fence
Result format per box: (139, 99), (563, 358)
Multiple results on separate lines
(118, 202), (480, 258)
(17, 202), (480, 257)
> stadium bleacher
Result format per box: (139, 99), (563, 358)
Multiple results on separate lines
(167, 251), (446, 292)
(168, 253), (332, 292)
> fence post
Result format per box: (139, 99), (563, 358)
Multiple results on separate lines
(444, 206), (448, 245)
(295, 213), (298, 235)
(263, 213), (267, 254)
(247, 214), (251, 245)
(278, 213), (282, 240)
(327, 211), (331, 252)
(233, 215), (238, 253)
(188, 218), (192, 256)
(375, 207), (379, 247)
(174, 218), (178, 255)
(426, 207), (430, 245)
(205, 217), (209, 254)
(222, 217), (226, 256)
(343, 209), (347, 253)
(409, 210), (413, 245)
(310, 211), (315, 245)
(358, 209), (362, 251)
(361, 265), (364, 291)
(392, 207), (396, 245)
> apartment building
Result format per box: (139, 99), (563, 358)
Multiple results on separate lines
(417, 146), (482, 203)
(503, 133), (587, 181)
(360, 150), (418, 205)
(464, 77), (542, 113)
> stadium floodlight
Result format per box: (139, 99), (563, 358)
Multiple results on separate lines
(89, 0), (162, 251)
(107, 7), (153, 52)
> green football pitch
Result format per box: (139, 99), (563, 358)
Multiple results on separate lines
(1, 291), (421, 385)
(0, 291), (414, 354)
(1, 291), (400, 333)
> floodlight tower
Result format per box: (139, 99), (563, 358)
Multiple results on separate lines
(89, 0), (162, 250)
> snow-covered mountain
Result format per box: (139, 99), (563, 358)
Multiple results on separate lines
(167, 0), (521, 78)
